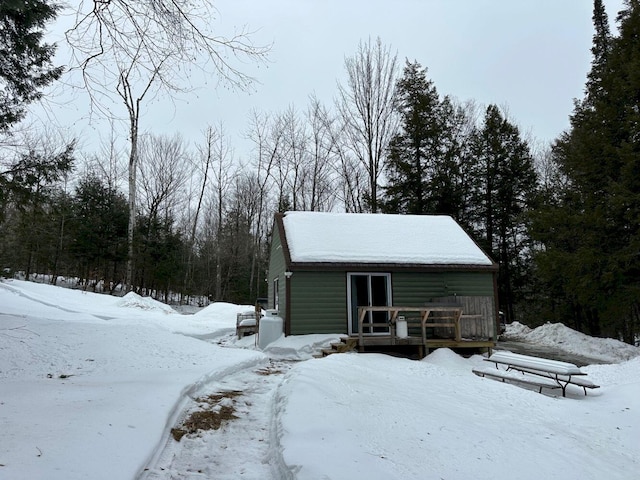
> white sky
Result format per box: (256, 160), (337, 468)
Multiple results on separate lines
(32, 0), (626, 160)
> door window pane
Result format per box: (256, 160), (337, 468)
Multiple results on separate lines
(348, 273), (391, 335)
(370, 275), (390, 332)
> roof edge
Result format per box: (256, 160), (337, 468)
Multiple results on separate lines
(287, 261), (499, 272)
(274, 212), (293, 268)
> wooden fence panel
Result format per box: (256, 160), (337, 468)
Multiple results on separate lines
(437, 296), (496, 340)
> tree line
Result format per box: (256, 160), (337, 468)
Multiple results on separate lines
(0, 1), (638, 344)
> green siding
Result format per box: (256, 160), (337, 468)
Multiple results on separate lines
(267, 226), (287, 319)
(289, 271), (347, 335)
(285, 270), (494, 335)
(444, 272), (495, 296)
(392, 271), (494, 304)
(392, 271), (496, 337)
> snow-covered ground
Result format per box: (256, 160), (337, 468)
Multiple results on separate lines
(502, 321), (639, 363)
(1, 279), (638, 480)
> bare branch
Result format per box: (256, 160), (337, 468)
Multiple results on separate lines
(336, 37), (399, 212)
(65, 0), (271, 112)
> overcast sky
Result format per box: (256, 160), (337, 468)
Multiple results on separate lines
(35, 0), (627, 160)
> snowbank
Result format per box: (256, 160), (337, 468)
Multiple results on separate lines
(276, 351), (639, 480)
(262, 334), (343, 360)
(0, 280), (265, 480)
(503, 321), (639, 363)
(117, 291), (178, 314)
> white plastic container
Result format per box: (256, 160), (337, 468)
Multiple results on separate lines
(396, 315), (408, 338)
(258, 310), (284, 349)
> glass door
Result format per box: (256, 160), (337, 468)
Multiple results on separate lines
(347, 273), (391, 335)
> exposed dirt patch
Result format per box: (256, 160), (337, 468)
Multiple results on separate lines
(171, 390), (243, 441)
(255, 365), (285, 376)
(46, 373), (74, 379)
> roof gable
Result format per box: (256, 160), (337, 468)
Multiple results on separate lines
(281, 212), (494, 266)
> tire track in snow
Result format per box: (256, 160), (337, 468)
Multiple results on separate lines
(138, 359), (295, 480)
(0, 281), (114, 320)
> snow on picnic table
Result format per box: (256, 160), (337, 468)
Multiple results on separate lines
(1, 279), (639, 480)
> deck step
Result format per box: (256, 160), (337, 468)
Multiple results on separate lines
(320, 338), (358, 357)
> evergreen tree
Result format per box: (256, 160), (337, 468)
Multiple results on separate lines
(0, 0), (63, 130)
(0, 141), (74, 220)
(134, 214), (184, 300)
(383, 60), (469, 218)
(48, 189), (74, 284)
(384, 61), (441, 214)
(585, 0), (613, 106)
(0, 188), (68, 280)
(70, 173), (128, 288)
(0, 142), (75, 277)
(532, 0), (640, 343)
(470, 105), (537, 323)
(429, 97), (470, 220)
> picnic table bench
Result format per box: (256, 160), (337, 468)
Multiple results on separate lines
(236, 311), (258, 338)
(473, 351), (600, 397)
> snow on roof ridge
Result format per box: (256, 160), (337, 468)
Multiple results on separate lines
(282, 211), (493, 265)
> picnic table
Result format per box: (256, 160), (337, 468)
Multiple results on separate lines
(473, 351), (600, 397)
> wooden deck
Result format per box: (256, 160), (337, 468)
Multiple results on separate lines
(355, 305), (495, 357)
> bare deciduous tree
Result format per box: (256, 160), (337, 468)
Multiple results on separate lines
(278, 105), (307, 210)
(64, 1), (270, 289)
(246, 110), (280, 296)
(137, 133), (189, 223)
(84, 123), (127, 193)
(181, 126), (216, 297)
(317, 105), (367, 212)
(209, 125), (236, 300)
(336, 37), (399, 212)
(303, 97), (338, 211)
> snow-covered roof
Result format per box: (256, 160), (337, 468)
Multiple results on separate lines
(281, 211), (494, 266)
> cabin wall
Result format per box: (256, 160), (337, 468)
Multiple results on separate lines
(283, 270), (496, 338)
(391, 271), (494, 301)
(288, 271), (347, 335)
(391, 271), (496, 339)
(267, 227), (287, 319)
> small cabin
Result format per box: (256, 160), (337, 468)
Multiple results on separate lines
(267, 211), (499, 355)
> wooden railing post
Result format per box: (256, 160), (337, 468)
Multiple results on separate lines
(358, 307), (366, 352)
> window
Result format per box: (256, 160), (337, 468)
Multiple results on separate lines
(273, 277), (279, 312)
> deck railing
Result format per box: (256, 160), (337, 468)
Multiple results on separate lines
(357, 304), (464, 348)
